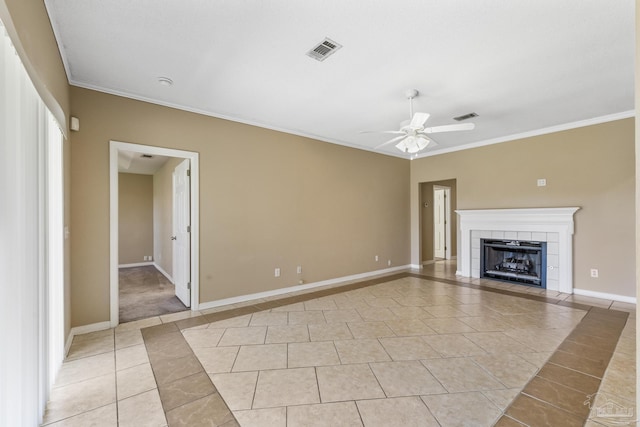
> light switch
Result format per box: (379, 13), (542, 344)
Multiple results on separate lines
(537, 179), (546, 187)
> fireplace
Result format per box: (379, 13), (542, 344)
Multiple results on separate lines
(456, 208), (579, 293)
(481, 239), (547, 287)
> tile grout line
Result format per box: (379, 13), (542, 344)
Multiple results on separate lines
(139, 275), (409, 425)
(137, 271), (630, 427)
(407, 272), (632, 422)
(248, 370), (259, 411)
(141, 323), (238, 426)
(111, 332), (120, 425)
(498, 306), (629, 425)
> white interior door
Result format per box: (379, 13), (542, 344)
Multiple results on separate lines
(434, 188), (446, 259)
(172, 159), (191, 307)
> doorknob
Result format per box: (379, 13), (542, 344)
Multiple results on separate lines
(170, 236), (177, 240)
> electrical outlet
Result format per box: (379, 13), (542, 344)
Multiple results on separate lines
(143, 256), (147, 261)
(148, 255), (153, 261)
(537, 179), (547, 187)
(590, 269), (599, 278)
(275, 268), (281, 277)
(375, 255), (379, 262)
(297, 266), (302, 274)
(388, 260), (391, 266)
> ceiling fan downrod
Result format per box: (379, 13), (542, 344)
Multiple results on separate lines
(405, 89), (419, 119)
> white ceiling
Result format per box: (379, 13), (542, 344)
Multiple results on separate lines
(45, 0), (634, 159)
(118, 149), (170, 174)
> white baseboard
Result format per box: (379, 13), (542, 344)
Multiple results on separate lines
(119, 262), (153, 268)
(153, 262), (174, 284)
(573, 288), (636, 304)
(64, 321), (113, 357)
(199, 265), (411, 311)
(409, 264), (422, 269)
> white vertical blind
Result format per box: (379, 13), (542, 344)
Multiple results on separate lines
(0, 18), (64, 427)
(46, 112), (64, 397)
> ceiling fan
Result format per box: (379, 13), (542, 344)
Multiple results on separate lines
(366, 89), (475, 155)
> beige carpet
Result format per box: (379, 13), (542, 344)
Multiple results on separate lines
(119, 265), (187, 323)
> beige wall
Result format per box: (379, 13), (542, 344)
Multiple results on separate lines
(420, 179), (457, 262)
(4, 1), (637, 383)
(70, 86), (411, 327)
(411, 118), (635, 297)
(153, 157), (183, 277)
(0, 0), (70, 130)
(118, 173), (154, 264)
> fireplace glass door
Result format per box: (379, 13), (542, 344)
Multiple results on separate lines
(480, 239), (547, 287)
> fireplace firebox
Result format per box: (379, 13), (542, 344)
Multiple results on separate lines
(480, 239), (547, 288)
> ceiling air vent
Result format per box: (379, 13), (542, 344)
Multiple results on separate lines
(306, 38), (342, 62)
(453, 112), (478, 121)
(141, 154), (153, 158)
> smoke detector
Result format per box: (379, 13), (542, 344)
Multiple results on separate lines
(157, 77), (173, 86)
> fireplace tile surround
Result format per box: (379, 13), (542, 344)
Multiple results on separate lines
(457, 208), (580, 293)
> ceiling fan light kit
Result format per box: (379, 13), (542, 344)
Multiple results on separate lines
(396, 135), (430, 153)
(369, 89), (475, 156)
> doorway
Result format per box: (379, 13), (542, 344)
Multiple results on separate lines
(419, 179), (457, 265)
(433, 185), (451, 260)
(109, 141), (200, 327)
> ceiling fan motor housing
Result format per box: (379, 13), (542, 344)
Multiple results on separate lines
(405, 89), (419, 99)
(371, 89), (473, 154)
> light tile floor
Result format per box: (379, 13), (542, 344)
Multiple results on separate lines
(188, 276), (586, 426)
(42, 264), (636, 426)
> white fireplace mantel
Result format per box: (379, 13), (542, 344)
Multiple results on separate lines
(456, 207), (580, 293)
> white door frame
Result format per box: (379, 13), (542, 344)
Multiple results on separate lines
(109, 141), (200, 327)
(433, 185), (451, 260)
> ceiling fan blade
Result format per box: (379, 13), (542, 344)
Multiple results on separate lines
(359, 130), (405, 135)
(424, 123), (475, 133)
(408, 112), (430, 129)
(375, 134), (408, 149)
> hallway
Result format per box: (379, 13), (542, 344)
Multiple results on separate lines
(119, 266), (187, 323)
